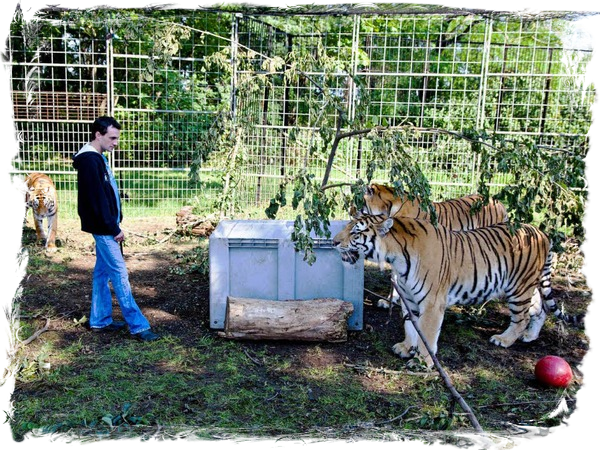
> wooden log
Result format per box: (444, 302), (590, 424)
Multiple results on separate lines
(222, 296), (354, 343)
(175, 206), (216, 237)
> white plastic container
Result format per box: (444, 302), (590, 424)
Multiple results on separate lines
(209, 220), (363, 330)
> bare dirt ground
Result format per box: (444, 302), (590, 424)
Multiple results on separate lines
(16, 215), (592, 435)
(0, 218), (600, 365)
(20, 217), (211, 344)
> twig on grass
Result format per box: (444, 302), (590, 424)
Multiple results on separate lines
(375, 406), (417, 425)
(476, 398), (600, 409)
(121, 229), (149, 239)
(14, 317), (51, 351)
(343, 362), (437, 378)
(10, 314), (41, 319)
(156, 228), (179, 244)
(265, 391), (280, 402)
(121, 227), (175, 245)
(340, 406), (417, 430)
(391, 278), (483, 433)
(146, 422), (165, 445)
(119, 227), (178, 245)
(243, 348), (262, 365)
(364, 288), (389, 302)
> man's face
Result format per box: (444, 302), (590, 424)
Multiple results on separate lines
(96, 125), (120, 153)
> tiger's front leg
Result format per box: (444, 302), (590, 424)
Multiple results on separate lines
(412, 296), (446, 369)
(391, 285), (418, 358)
(377, 272), (398, 309)
(490, 291), (533, 348)
(45, 213), (57, 250)
(392, 318), (418, 358)
(392, 294), (445, 369)
(33, 215), (47, 244)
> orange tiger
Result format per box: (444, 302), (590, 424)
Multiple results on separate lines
(333, 213), (582, 368)
(25, 173), (58, 251)
(361, 183), (508, 308)
(361, 183), (508, 228)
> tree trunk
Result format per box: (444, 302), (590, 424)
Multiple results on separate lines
(222, 296), (354, 343)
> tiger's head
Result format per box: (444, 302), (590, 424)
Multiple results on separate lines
(27, 185), (54, 211)
(361, 183), (419, 217)
(333, 213), (394, 265)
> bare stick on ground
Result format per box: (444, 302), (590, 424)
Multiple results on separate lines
(8, 318), (50, 355)
(391, 278), (483, 433)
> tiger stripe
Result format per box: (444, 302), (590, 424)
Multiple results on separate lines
(333, 213), (582, 368)
(362, 183), (508, 229)
(362, 183), (508, 308)
(25, 172), (58, 250)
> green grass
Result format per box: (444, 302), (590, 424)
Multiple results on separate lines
(10, 310), (580, 441)
(40, 169), (225, 219)
(11, 333), (446, 440)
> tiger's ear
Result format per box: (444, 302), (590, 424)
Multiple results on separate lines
(364, 184), (375, 198)
(349, 205), (363, 219)
(377, 218), (394, 237)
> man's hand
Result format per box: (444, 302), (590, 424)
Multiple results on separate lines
(114, 231), (125, 243)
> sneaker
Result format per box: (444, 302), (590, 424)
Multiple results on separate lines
(134, 330), (160, 342)
(92, 321), (127, 333)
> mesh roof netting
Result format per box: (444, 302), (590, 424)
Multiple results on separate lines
(0, 0), (600, 21)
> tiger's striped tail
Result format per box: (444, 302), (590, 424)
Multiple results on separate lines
(541, 251), (585, 328)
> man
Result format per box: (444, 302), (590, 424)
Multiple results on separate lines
(73, 116), (159, 341)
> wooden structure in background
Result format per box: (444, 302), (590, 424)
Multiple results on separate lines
(0, 90), (107, 121)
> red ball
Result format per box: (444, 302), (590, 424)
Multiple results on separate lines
(534, 355), (573, 388)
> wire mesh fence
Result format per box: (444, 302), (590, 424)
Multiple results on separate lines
(232, 12), (594, 212)
(7, 7), (595, 220)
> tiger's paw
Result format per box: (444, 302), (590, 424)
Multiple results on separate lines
(489, 333), (517, 348)
(392, 341), (416, 358)
(520, 329), (540, 343)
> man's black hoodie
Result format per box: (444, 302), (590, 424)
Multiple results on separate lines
(72, 146), (122, 236)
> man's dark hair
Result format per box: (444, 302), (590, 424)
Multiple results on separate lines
(90, 116), (122, 141)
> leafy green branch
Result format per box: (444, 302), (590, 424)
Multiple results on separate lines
(466, 129), (587, 250)
(183, 16), (587, 261)
(268, 121), (586, 261)
(266, 122), (438, 262)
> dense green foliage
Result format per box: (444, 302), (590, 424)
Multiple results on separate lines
(9, 6), (593, 255)
(471, 130), (587, 248)
(196, 12), (591, 258)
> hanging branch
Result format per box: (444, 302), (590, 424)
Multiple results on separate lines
(320, 110), (344, 189)
(320, 114), (386, 189)
(390, 278), (484, 433)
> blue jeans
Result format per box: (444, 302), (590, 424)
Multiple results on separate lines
(90, 234), (150, 334)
